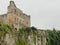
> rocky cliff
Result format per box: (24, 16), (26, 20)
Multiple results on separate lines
(0, 22), (46, 45)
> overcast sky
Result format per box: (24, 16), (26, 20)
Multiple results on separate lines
(0, 0), (60, 30)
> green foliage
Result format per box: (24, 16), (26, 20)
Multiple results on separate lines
(15, 38), (27, 45)
(0, 22), (12, 45)
(0, 22), (8, 38)
(25, 27), (31, 35)
(47, 29), (60, 45)
(19, 28), (25, 34)
(31, 26), (37, 30)
(1, 21), (60, 45)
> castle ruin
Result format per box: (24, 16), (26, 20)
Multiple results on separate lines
(0, 1), (47, 45)
(0, 1), (30, 30)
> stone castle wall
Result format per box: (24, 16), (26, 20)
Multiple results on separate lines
(0, 1), (30, 30)
(0, 1), (47, 45)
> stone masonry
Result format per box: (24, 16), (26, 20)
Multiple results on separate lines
(0, 1), (30, 30)
(0, 1), (47, 45)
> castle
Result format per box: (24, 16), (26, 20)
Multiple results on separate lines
(0, 1), (30, 30)
(0, 1), (47, 45)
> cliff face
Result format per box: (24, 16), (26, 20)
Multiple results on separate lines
(0, 22), (46, 45)
(1, 31), (46, 45)
(0, 17), (46, 44)
(0, 22), (60, 45)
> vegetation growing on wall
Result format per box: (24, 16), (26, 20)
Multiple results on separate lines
(0, 21), (60, 45)
(0, 22), (38, 45)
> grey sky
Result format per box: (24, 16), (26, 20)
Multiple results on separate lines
(0, 0), (60, 30)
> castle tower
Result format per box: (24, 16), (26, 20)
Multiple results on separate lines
(7, 1), (30, 30)
(8, 1), (16, 13)
(0, 1), (31, 30)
